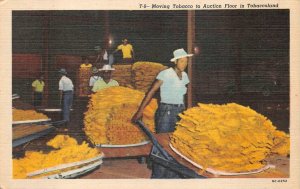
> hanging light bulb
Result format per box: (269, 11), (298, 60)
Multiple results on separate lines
(108, 35), (114, 47)
(194, 46), (200, 55)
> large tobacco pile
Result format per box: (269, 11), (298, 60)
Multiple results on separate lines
(111, 64), (133, 88)
(76, 62), (167, 93)
(170, 103), (290, 173)
(78, 64), (92, 96)
(132, 62), (167, 92)
(13, 109), (48, 121)
(13, 135), (100, 179)
(84, 86), (157, 145)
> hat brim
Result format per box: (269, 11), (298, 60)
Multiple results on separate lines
(58, 71), (67, 74)
(170, 54), (193, 62)
(99, 68), (115, 71)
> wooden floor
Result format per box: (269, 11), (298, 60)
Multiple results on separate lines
(81, 158), (151, 179)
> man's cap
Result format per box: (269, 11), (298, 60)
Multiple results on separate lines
(91, 67), (99, 74)
(58, 68), (67, 74)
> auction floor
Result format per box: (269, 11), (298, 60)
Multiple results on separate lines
(12, 97), (290, 179)
(81, 158), (151, 179)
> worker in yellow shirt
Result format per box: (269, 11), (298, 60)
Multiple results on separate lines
(79, 56), (93, 96)
(32, 74), (45, 107)
(114, 38), (135, 64)
(80, 56), (92, 68)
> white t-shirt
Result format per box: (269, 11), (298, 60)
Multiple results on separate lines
(156, 68), (189, 104)
(89, 76), (102, 87)
(59, 76), (74, 91)
(103, 50), (108, 61)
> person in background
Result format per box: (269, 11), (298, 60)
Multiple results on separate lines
(31, 74), (45, 107)
(89, 67), (102, 91)
(108, 53), (115, 66)
(80, 56), (92, 68)
(92, 65), (119, 92)
(94, 46), (108, 67)
(79, 56), (92, 96)
(113, 38), (135, 64)
(132, 48), (193, 178)
(58, 68), (74, 124)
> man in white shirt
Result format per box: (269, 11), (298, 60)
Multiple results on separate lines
(89, 67), (102, 91)
(94, 46), (108, 67)
(58, 68), (74, 123)
(132, 48), (192, 133)
(132, 48), (193, 178)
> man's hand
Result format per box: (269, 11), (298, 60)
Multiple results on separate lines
(131, 80), (162, 124)
(131, 110), (143, 123)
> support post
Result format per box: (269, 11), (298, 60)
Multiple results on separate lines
(42, 13), (50, 107)
(187, 10), (195, 108)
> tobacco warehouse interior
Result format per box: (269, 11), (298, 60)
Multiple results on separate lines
(12, 10), (289, 179)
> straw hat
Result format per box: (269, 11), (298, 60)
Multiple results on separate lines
(170, 48), (193, 62)
(99, 64), (115, 71)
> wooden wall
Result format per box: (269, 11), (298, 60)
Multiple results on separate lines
(12, 54), (42, 78)
(193, 10), (289, 103)
(12, 54), (43, 105)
